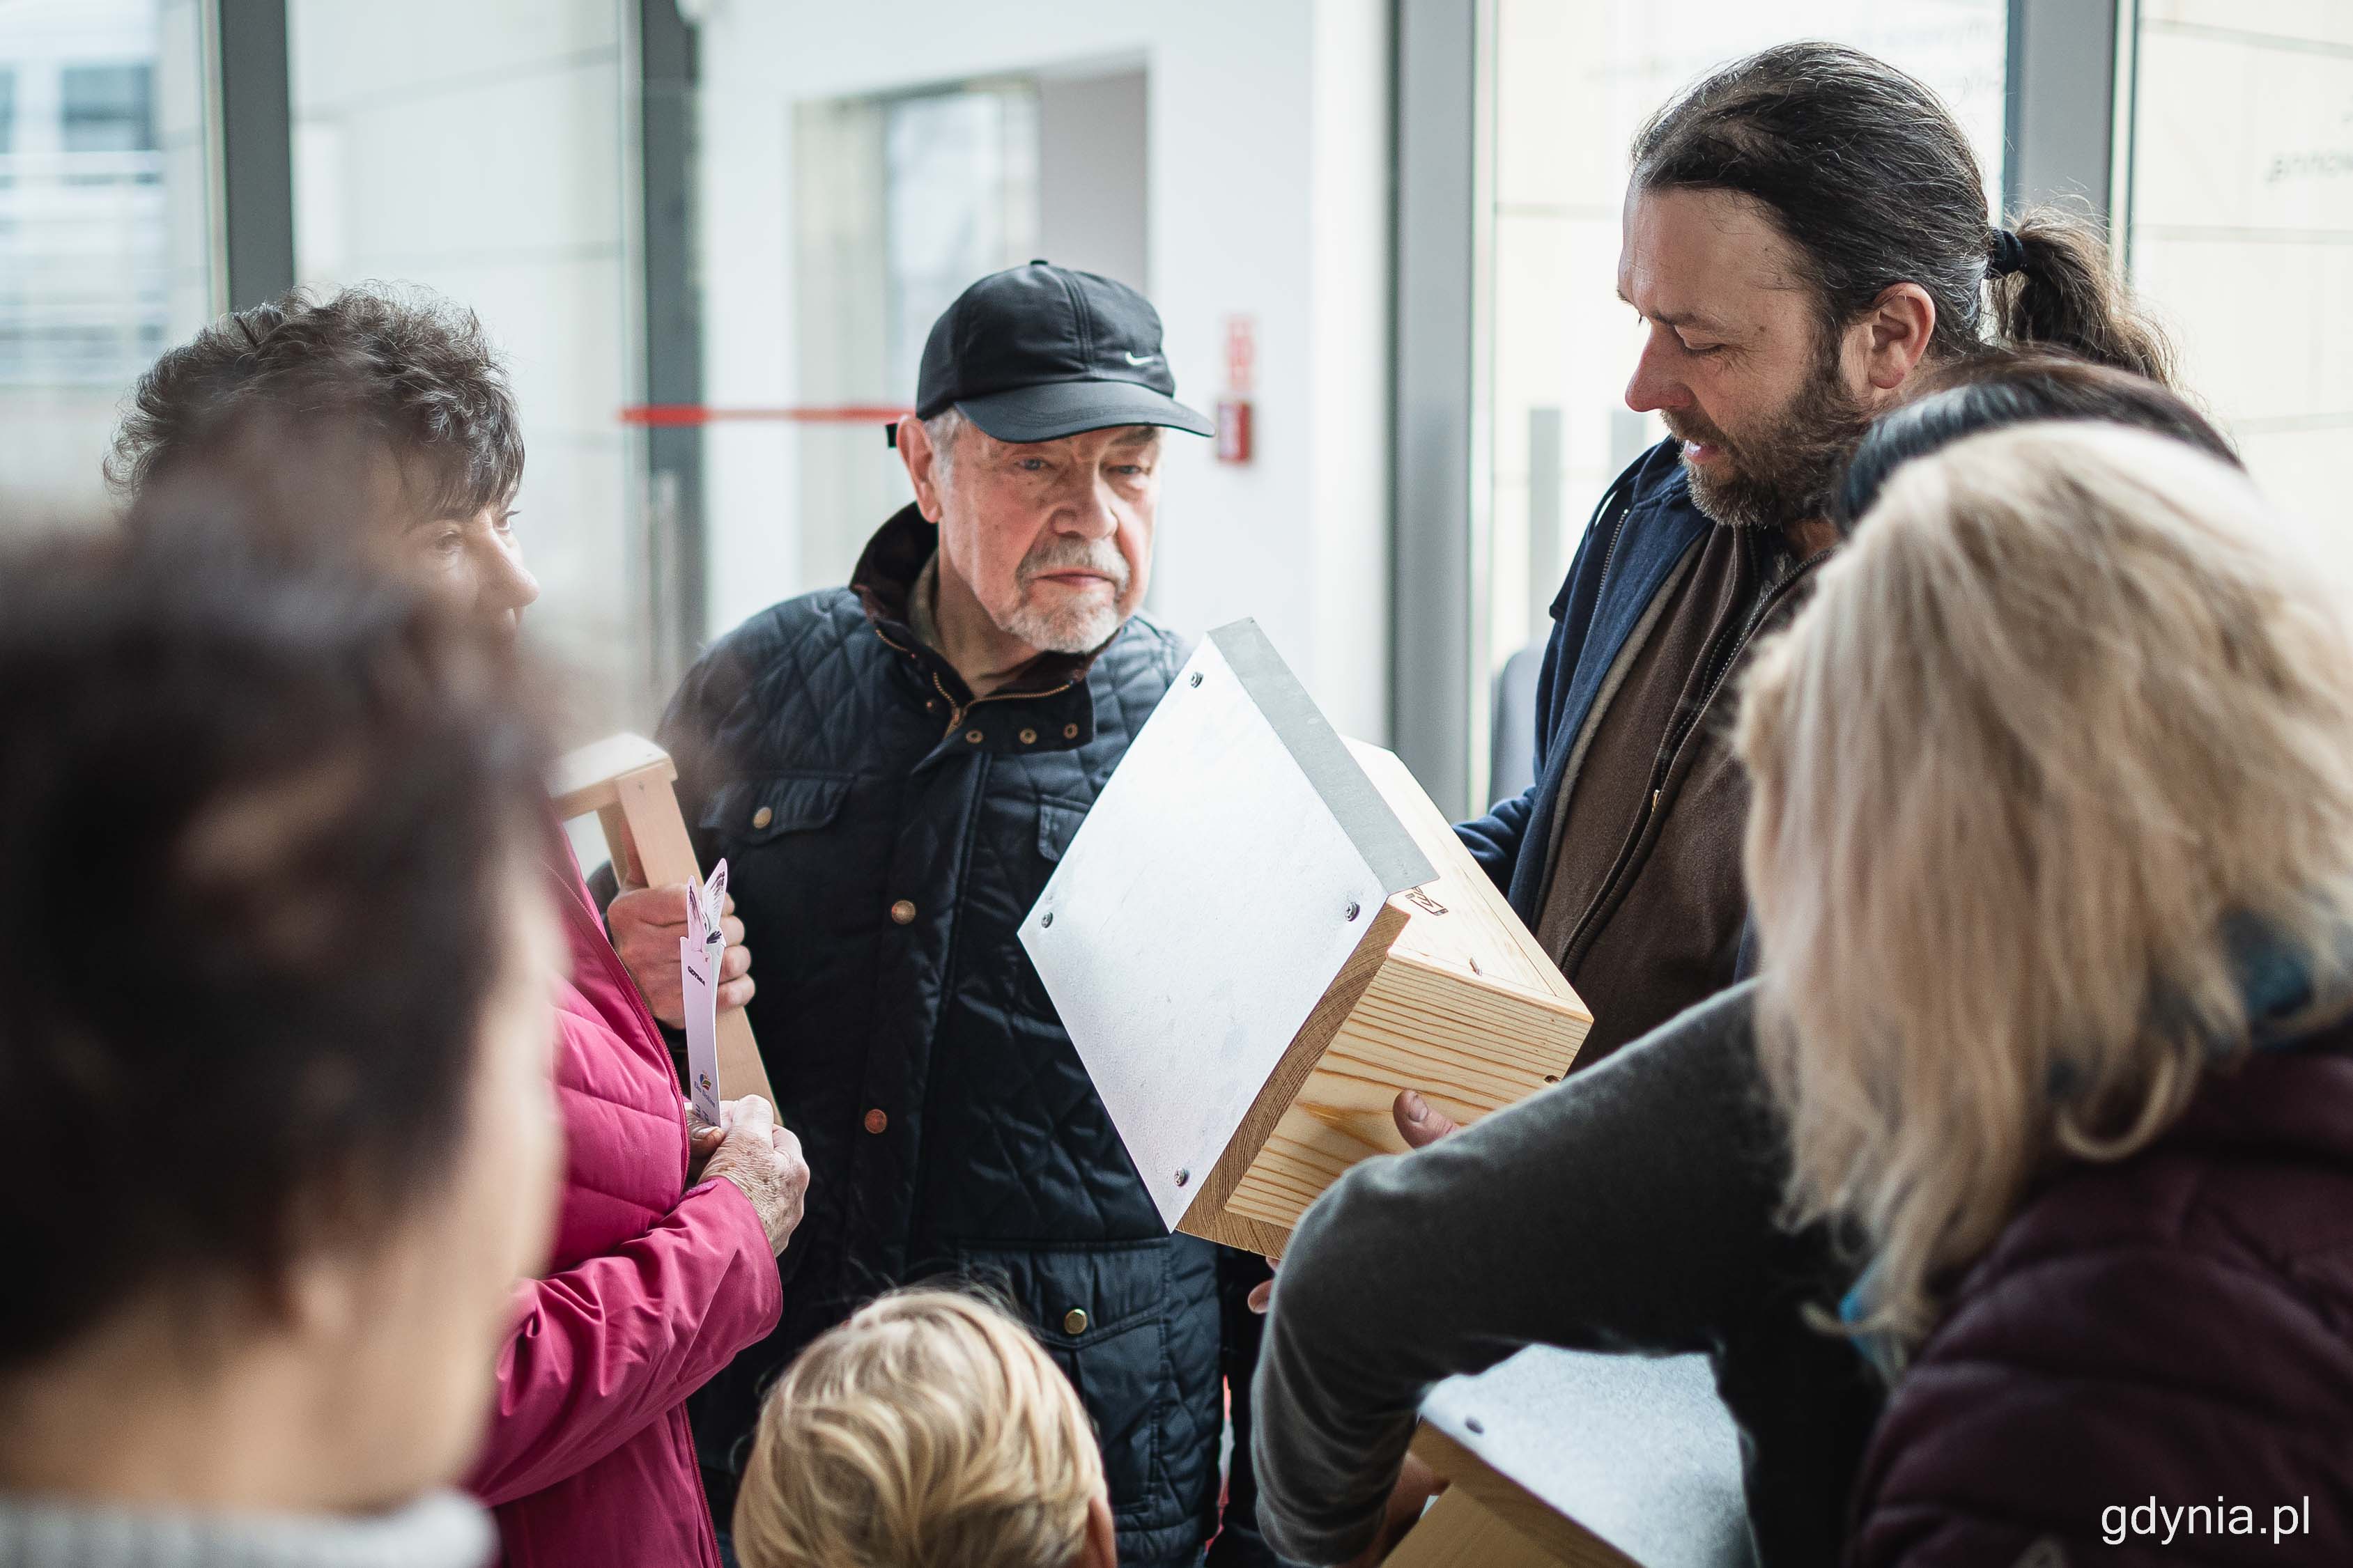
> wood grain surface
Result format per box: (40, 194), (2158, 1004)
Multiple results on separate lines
(1180, 901), (1409, 1237)
(1181, 740), (1591, 1244)
(1408, 1425), (1642, 1568)
(1385, 1486), (1588, 1568)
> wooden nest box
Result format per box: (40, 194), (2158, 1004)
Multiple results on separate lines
(1021, 621), (1591, 1253)
(1394, 1349), (1754, 1567)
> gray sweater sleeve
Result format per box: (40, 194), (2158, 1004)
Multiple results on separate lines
(1247, 981), (1816, 1565)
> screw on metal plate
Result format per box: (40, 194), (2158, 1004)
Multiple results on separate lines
(1344, 900), (1361, 921)
(1041, 910), (1054, 928)
(1189, 672), (1203, 688)
(1464, 1415), (1485, 1434)
(1174, 1167), (1191, 1187)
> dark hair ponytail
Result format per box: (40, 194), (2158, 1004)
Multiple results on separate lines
(1634, 43), (2176, 385)
(1989, 208), (2175, 386)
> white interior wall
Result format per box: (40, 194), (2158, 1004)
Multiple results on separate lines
(696, 0), (1394, 742)
(1036, 68), (1148, 291)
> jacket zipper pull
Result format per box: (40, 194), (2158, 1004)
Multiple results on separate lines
(931, 674), (966, 735)
(1650, 788), (1662, 814)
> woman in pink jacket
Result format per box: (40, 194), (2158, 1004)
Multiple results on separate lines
(109, 282), (809, 1568)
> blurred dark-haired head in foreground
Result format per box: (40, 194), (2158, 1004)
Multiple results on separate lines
(0, 527), (561, 1563)
(1833, 352), (2241, 536)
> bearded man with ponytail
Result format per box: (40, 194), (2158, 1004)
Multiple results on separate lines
(1253, 41), (2189, 1568)
(1453, 39), (2176, 1068)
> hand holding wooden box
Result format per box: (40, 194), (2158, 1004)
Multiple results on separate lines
(552, 733), (777, 1110)
(1020, 621), (1591, 1253)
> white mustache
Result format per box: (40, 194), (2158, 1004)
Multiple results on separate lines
(1018, 540), (1129, 591)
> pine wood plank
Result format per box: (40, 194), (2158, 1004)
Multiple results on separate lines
(1386, 1487), (1594, 1568)
(551, 731), (672, 818)
(1348, 739), (1587, 1009)
(1185, 1207), (1294, 1257)
(1224, 949), (1586, 1233)
(1410, 1351), (1753, 1568)
(1410, 1425), (1642, 1568)
(1177, 901), (1409, 1237)
(550, 733), (776, 1108)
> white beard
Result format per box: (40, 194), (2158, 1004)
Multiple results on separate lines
(1001, 588), (1124, 654)
(1001, 532), (1134, 653)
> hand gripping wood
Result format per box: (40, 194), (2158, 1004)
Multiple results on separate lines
(550, 733), (776, 1108)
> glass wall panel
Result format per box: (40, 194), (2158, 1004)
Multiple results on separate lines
(0, 0), (213, 530)
(884, 86), (1038, 391)
(288, 0), (642, 740)
(1481, 1), (2006, 802)
(788, 79), (1042, 596)
(2126, 1), (2352, 567)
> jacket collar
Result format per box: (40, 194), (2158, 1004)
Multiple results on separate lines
(850, 504), (1118, 752)
(1545, 438), (1708, 625)
(852, 504), (1112, 707)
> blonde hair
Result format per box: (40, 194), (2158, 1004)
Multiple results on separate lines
(1736, 423), (2353, 1362)
(732, 1287), (1104, 1568)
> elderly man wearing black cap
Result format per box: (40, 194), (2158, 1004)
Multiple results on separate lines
(634, 263), (1278, 1567)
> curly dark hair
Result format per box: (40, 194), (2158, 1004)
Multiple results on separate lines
(107, 283), (526, 527)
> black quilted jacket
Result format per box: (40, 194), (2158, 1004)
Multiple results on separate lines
(665, 506), (1277, 1568)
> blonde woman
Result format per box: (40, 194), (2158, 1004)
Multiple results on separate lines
(1737, 424), (2353, 1566)
(732, 1288), (1116, 1568)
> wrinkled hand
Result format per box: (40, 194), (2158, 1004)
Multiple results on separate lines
(702, 1096), (809, 1256)
(608, 883), (755, 1028)
(1248, 1089), (1463, 1314)
(686, 1101), (725, 1183)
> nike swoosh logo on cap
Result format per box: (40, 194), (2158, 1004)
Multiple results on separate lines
(1121, 351), (1162, 366)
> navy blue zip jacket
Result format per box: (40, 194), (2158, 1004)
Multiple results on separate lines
(1457, 437), (1711, 919)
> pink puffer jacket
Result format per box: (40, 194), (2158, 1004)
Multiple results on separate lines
(463, 838), (782, 1567)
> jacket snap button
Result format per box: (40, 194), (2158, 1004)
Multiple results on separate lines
(1063, 723), (1079, 739)
(1019, 727), (1038, 745)
(1063, 1307), (1089, 1335)
(965, 729), (985, 745)
(750, 805), (773, 829)
(889, 899), (916, 925)
(863, 1108), (888, 1135)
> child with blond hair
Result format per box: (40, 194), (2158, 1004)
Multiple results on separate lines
(732, 1288), (1117, 1568)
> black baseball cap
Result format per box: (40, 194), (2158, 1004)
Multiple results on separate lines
(904, 260), (1214, 444)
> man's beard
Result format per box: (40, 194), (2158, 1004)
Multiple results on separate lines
(998, 534), (1132, 654)
(1666, 348), (1872, 529)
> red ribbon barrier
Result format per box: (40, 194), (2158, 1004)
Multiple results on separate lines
(619, 404), (913, 426)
